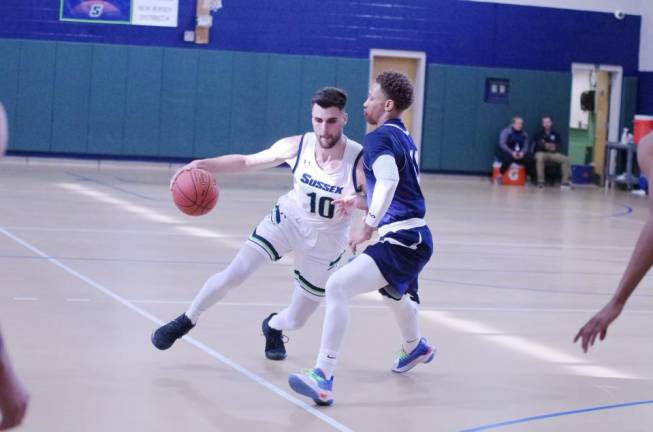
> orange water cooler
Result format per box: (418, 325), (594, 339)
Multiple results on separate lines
(492, 162), (526, 186)
(633, 115), (653, 144)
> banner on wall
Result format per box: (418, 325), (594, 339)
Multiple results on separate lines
(60, 0), (179, 27)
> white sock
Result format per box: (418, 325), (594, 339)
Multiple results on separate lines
(269, 281), (320, 331)
(315, 254), (388, 379)
(383, 295), (421, 353)
(186, 243), (267, 324)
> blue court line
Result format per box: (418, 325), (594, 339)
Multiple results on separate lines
(610, 204), (633, 218)
(460, 399), (653, 431)
(65, 171), (159, 201)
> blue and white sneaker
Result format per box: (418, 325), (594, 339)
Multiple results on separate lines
(392, 338), (435, 373)
(288, 368), (334, 406)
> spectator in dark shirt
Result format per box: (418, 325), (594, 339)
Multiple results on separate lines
(532, 116), (571, 189)
(496, 116), (532, 184)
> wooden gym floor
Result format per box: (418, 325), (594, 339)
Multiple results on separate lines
(0, 157), (651, 431)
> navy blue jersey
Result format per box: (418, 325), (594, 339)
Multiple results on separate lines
(363, 119), (426, 227)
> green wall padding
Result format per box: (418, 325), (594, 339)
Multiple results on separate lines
(0, 39), (20, 143)
(87, 44), (128, 155)
(229, 52), (269, 155)
(421, 64), (571, 173)
(193, 50), (233, 158)
(51, 43), (92, 153)
(335, 58), (368, 144)
(159, 48), (199, 158)
(123, 46), (163, 156)
(265, 54), (302, 143)
(0, 37), (632, 176)
(14, 40), (57, 151)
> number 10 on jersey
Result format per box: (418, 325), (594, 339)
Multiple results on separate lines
(307, 192), (335, 219)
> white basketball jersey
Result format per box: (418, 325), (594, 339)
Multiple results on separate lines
(283, 132), (362, 234)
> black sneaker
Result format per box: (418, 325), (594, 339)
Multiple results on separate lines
(151, 313), (195, 350)
(262, 313), (287, 360)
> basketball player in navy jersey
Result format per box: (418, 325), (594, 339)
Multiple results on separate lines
(289, 72), (435, 406)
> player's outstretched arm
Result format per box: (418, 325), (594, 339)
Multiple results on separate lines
(0, 331), (29, 430)
(574, 132), (653, 352)
(193, 135), (301, 174)
(170, 136), (301, 188)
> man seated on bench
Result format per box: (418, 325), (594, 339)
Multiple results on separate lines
(533, 115), (572, 190)
(496, 116), (532, 185)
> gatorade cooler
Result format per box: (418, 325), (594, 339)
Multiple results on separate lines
(492, 162), (526, 186)
(633, 115), (653, 144)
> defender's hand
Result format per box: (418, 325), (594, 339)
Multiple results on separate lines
(349, 223), (375, 254)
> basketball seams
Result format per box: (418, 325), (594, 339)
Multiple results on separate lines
(171, 168), (218, 216)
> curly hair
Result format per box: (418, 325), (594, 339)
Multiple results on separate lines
(311, 87), (348, 110)
(376, 71), (414, 112)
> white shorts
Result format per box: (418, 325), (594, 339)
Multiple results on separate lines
(247, 198), (347, 298)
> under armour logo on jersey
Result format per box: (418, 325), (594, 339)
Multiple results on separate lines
(303, 159), (311, 166)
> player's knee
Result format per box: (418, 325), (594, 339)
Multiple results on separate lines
(325, 272), (349, 300)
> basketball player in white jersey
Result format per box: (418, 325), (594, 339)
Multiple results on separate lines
(151, 87), (364, 361)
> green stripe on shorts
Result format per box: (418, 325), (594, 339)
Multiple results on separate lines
(328, 250), (345, 270)
(294, 270), (325, 297)
(248, 229), (281, 261)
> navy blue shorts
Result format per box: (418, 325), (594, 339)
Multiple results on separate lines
(363, 225), (433, 303)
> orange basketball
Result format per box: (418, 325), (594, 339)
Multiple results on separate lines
(171, 168), (218, 216)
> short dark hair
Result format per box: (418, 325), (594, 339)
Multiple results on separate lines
(376, 71), (414, 112)
(311, 87), (347, 110)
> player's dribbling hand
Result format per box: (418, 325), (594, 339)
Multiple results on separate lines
(169, 161), (199, 190)
(573, 301), (623, 353)
(349, 223), (375, 254)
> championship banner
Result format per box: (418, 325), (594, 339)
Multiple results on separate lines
(60, 0), (178, 27)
